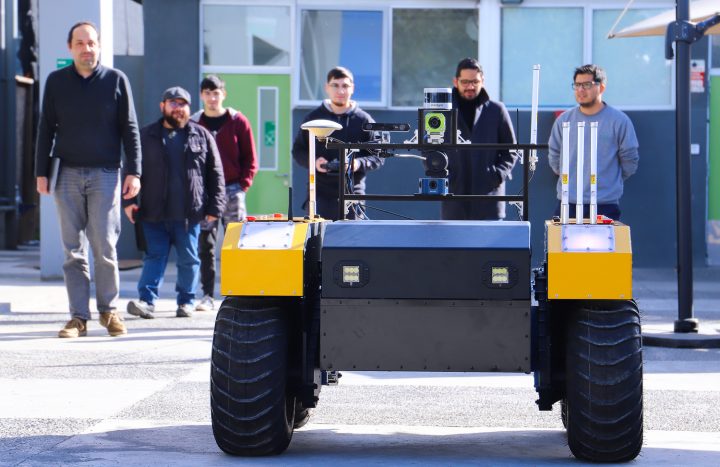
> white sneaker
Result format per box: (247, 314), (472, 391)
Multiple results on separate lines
(127, 300), (155, 319)
(195, 295), (214, 311)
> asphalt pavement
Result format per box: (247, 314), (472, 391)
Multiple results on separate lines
(1, 245), (719, 466)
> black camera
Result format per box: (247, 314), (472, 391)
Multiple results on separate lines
(419, 150), (449, 195)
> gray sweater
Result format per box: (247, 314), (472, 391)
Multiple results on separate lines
(548, 104), (639, 205)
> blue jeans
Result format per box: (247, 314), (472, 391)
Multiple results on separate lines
(54, 166), (121, 320)
(138, 220), (200, 306)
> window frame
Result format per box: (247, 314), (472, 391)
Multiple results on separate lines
(388, 4), (481, 110)
(293, 5), (390, 109)
(199, 0), (295, 75)
(499, 1), (675, 110)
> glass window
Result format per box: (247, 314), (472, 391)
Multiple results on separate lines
(203, 5), (291, 67)
(392, 9), (478, 107)
(712, 35), (720, 70)
(299, 10), (383, 102)
(593, 9), (671, 106)
(501, 7), (583, 107)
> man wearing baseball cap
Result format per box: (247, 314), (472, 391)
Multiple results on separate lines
(124, 86), (225, 318)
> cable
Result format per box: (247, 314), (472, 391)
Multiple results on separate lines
(361, 204), (415, 220)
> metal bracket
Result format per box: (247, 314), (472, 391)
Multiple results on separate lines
(665, 15), (720, 59)
(321, 370), (341, 385)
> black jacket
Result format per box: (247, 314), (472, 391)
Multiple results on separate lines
(442, 88), (518, 220)
(292, 101), (383, 197)
(128, 119), (225, 223)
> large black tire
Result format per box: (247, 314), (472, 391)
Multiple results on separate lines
(211, 297), (295, 456)
(560, 398), (568, 430)
(565, 300), (643, 462)
(293, 403), (311, 429)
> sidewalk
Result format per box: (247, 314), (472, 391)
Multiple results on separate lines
(1, 245), (719, 346)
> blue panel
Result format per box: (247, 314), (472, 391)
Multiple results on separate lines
(338, 11), (382, 101)
(323, 220), (531, 250)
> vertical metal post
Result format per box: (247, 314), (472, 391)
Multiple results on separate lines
(674, 0), (697, 332)
(560, 122), (570, 224)
(529, 65), (540, 170)
(307, 132), (317, 219)
(338, 148), (347, 220)
(589, 122), (598, 224)
(576, 122), (585, 224)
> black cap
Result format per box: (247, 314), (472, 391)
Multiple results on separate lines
(161, 86), (191, 105)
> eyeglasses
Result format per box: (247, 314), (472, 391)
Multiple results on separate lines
(328, 83), (352, 91)
(572, 81), (599, 91)
(166, 100), (189, 108)
(459, 79), (482, 87)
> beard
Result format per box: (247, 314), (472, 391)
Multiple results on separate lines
(163, 111), (189, 129)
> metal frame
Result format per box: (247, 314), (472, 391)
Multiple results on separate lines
(326, 140), (548, 221)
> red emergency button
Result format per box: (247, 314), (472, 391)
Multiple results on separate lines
(273, 213), (283, 219)
(246, 216), (256, 222)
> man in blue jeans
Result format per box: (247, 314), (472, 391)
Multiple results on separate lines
(35, 22), (141, 338)
(124, 86), (225, 318)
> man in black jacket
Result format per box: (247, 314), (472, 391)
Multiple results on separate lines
(442, 58), (518, 220)
(35, 22), (141, 338)
(292, 66), (383, 220)
(124, 87), (225, 319)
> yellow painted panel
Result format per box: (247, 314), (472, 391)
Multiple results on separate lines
(220, 222), (310, 297)
(548, 252), (632, 299)
(546, 220), (633, 299)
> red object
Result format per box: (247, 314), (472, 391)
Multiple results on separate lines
(273, 213), (283, 219)
(246, 216), (256, 222)
(597, 215), (613, 224)
(196, 109), (258, 190)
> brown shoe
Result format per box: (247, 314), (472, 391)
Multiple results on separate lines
(100, 311), (127, 337)
(58, 317), (87, 338)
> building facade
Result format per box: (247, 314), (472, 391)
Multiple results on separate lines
(3, 0), (719, 268)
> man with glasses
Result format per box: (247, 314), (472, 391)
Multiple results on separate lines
(292, 66), (383, 220)
(124, 87), (225, 319)
(548, 64), (639, 220)
(442, 57), (518, 220)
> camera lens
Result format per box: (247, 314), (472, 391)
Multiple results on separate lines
(428, 116), (442, 129)
(429, 180), (438, 190)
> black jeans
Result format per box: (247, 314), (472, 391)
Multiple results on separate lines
(553, 200), (621, 221)
(198, 228), (217, 297)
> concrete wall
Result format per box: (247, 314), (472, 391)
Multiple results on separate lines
(141, 0), (199, 126)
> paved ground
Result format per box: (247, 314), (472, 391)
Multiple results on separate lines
(1, 245), (719, 466)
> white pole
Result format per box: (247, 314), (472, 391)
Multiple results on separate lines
(576, 122), (585, 224)
(308, 133), (317, 219)
(560, 122), (570, 224)
(529, 65), (540, 170)
(589, 122), (598, 224)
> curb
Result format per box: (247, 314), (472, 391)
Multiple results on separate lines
(643, 333), (720, 349)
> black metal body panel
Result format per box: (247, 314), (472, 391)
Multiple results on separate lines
(320, 299), (531, 372)
(321, 220), (531, 300)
